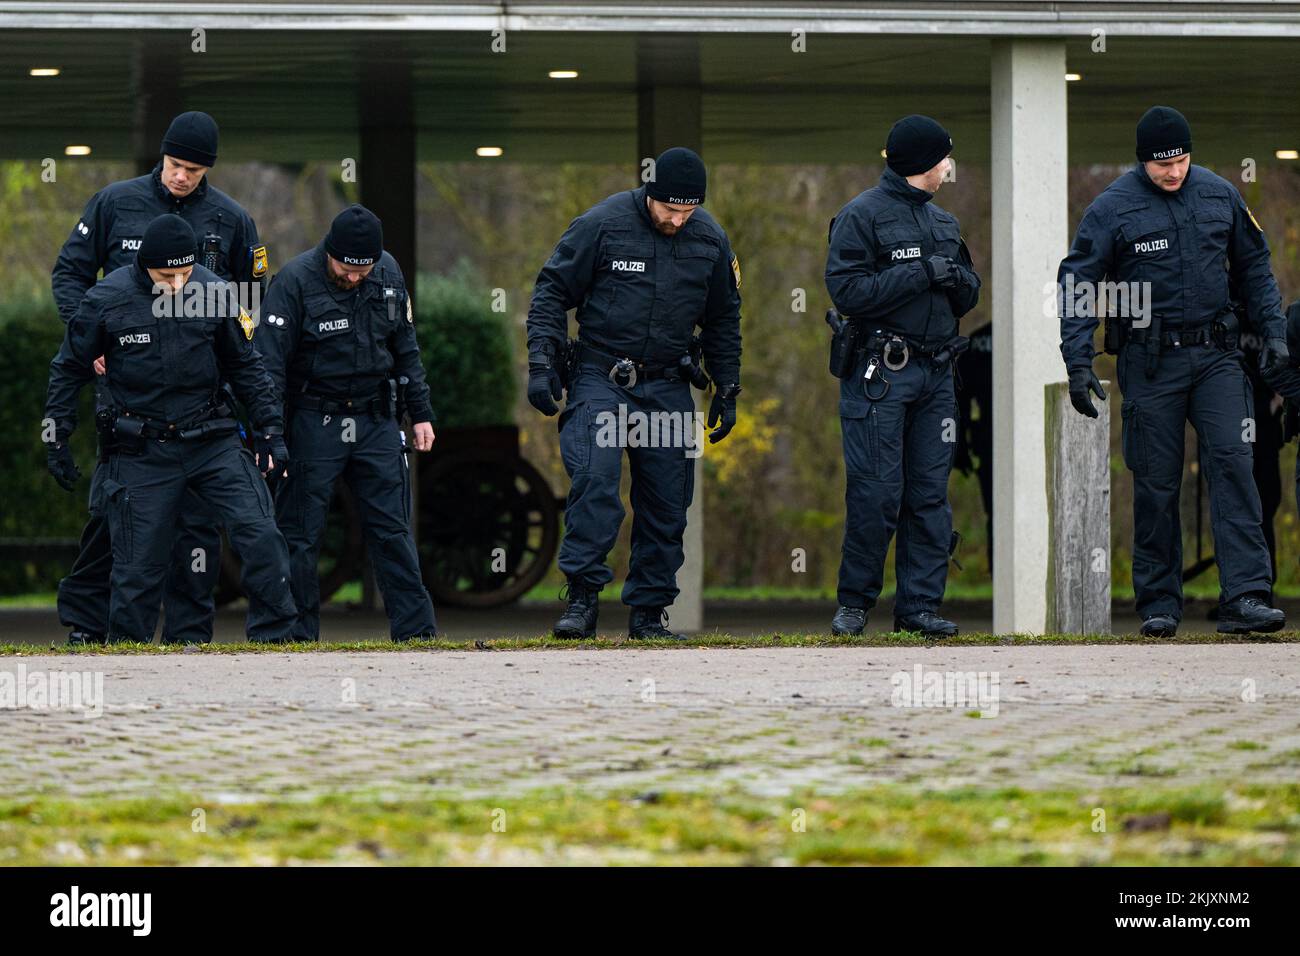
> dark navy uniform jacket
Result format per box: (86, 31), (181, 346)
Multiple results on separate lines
(1059, 164), (1285, 371)
(255, 243), (435, 425)
(825, 166), (980, 349)
(46, 264), (282, 436)
(526, 184), (742, 385)
(52, 162), (265, 323)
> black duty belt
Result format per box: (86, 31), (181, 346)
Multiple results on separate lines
(290, 393), (387, 415)
(118, 405), (234, 442)
(578, 342), (683, 386)
(1124, 325), (1214, 348)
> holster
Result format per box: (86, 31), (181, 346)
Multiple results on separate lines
(562, 339), (580, 390)
(681, 336), (711, 389)
(826, 308), (862, 379)
(94, 406), (117, 463)
(1213, 309), (1240, 351)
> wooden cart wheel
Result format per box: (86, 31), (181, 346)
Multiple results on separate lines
(417, 451), (559, 607)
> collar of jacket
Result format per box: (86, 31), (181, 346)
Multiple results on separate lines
(130, 261), (157, 293)
(632, 184), (655, 228)
(879, 166), (934, 206)
(151, 160), (210, 207)
(1130, 161), (1197, 198)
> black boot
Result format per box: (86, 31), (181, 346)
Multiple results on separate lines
(66, 629), (106, 647)
(553, 582), (600, 639)
(1217, 594), (1285, 634)
(893, 610), (959, 639)
(628, 607), (688, 641)
(1139, 614), (1179, 637)
(830, 606), (867, 636)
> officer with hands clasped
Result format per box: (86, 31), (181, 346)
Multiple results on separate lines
(526, 147), (743, 642)
(50, 110), (269, 646)
(256, 205), (439, 643)
(825, 115), (981, 639)
(1059, 106), (1287, 636)
(44, 214), (296, 644)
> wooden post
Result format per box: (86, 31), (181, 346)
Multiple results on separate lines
(1044, 381), (1111, 634)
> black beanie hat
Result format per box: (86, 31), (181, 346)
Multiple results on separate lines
(885, 115), (953, 177)
(1136, 106), (1192, 162)
(137, 214), (197, 270)
(160, 111), (219, 168)
(325, 205), (384, 266)
(646, 147), (707, 205)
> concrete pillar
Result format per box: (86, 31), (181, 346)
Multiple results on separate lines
(130, 37), (184, 176)
(990, 39), (1069, 635)
(637, 36), (704, 632)
(358, 45), (417, 612)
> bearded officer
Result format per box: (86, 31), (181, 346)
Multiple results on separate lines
(50, 110), (269, 646)
(44, 215), (294, 644)
(825, 115), (980, 639)
(1059, 106), (1287, 636)
(256, 205), (438, 643)
(526, 147), (742, 641)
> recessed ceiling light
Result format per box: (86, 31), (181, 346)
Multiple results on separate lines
(476, 146), (503, 158)
(1065, 73), (1082, 82)
(30, 67), (60, 77)
(548, 70), (579, 79)
(64, 145), (91, 156)
(1276, 149), (1299, 160)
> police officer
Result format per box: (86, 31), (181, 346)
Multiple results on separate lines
(955, 321), (993, 573)
(1237, 317), (1284, 589)
(256, 205), (438, 643)
(44, 215), (295, 643)
(526, 147), (742, 641)
(51, 110), (269, 646)
(1059, 106), (1287, 636)
(825, 115), (980, 638)
(1261, 300), (1300, 544)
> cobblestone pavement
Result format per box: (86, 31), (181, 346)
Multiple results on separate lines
(2, 645), (1298, 802)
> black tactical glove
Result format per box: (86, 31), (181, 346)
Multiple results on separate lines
(527, 348), (564, 417)
(1067, 366), (1107, 419)
(46, 439), (80, 492)
(1260, 337), (1291, 376)
(255, 427), (290, 479)
(707, 385), (741, 444)
(923, 255), (959, 289)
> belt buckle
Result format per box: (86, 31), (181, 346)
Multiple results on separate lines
(609, 357), (638, 389)
(883, 337), (909, 371)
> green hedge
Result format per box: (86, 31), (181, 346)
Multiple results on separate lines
(0, 267), (515, 594)
(413, 267), (516, 428)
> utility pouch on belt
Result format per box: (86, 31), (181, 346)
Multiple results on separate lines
(178, 418), (239, 441)
(1103, 314), (1122, 355)
(827, 308), (861, 380)
(112, 415), (146, 456)
(94, 407), (116, 463)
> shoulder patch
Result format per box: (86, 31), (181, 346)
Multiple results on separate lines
(238, 307), (254, 340)
(730, 254), (741, 290)
(251, 245), (268, 278)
